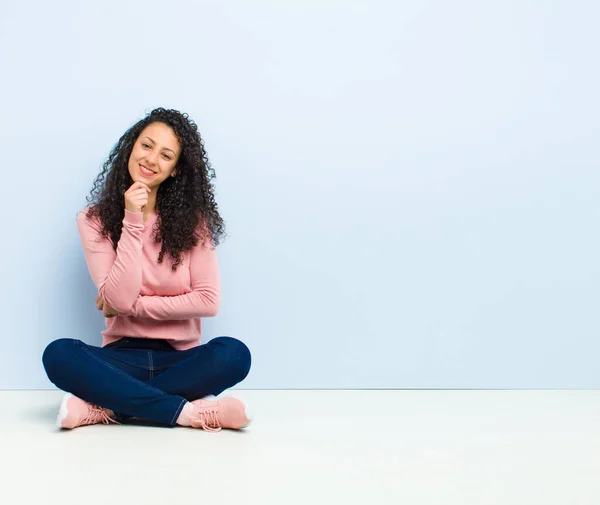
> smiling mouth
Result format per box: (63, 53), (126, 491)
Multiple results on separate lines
(139, 164), (156, 176)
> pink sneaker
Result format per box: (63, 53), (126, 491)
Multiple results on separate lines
(189, 396), (252, 432)
(57, 393), (120, 430)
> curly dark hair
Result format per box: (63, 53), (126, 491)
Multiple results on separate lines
(83, 107), (226, 271)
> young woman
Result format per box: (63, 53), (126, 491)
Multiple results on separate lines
(42, 108), (252, 432)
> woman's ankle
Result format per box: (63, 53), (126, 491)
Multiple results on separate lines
(176, 402), (198, 427)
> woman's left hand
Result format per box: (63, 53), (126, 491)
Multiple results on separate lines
(95, 295), (119, 318)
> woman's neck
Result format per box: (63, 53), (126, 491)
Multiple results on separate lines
(143, 191), (158, 222)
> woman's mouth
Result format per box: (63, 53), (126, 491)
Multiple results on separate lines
(140, 164), (156, 176)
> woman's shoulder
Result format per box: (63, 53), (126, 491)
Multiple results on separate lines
(76, 205), (102, 233)
(77, 205), (95, 222)
(194, 219), (216, 250)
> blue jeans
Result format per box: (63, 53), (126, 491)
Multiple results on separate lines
(42, 336), (251, 426)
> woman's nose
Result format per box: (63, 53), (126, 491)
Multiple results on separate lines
(146, 151), (159, 165)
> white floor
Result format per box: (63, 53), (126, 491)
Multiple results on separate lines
(1, 390), (600, 504)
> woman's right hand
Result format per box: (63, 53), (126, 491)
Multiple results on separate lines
(124, 182), (151, 213)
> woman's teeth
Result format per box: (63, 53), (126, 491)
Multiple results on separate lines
(140, 166), (155, 176)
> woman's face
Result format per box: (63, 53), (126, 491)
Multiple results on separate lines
(128, 122), (181, 188)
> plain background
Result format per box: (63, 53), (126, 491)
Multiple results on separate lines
(0, 0), (599, 389)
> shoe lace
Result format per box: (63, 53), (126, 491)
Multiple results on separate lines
(191, 407), (222, 432)
(83, 405), (121, 426)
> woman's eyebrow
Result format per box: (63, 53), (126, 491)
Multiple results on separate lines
(142, 136), (176, 154)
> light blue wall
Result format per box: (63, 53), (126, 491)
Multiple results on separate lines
(1, 1), (599, 389)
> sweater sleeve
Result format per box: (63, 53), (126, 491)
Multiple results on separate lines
(130, 237), (221, 320)
(77, 209), (145, 313)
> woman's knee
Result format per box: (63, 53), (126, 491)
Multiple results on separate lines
(42, 338), (77, 380)
(210, 336), (251, 381)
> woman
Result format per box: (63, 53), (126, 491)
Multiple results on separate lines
(42, 108), (252, 432)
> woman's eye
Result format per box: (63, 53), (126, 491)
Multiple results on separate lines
(162, 154), (171, 160)
(142, 143), (150, 148)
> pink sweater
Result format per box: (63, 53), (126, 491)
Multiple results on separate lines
(77, 208), (220, 350)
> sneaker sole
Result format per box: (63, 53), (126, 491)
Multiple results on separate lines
(56, 393), (73, 429)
